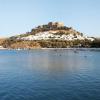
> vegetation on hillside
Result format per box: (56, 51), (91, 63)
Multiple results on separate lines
(10, 22), (82, 39)
(1, 38), (100, 49)
(0, 22), (100, 49)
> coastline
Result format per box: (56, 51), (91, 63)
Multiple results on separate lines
(0, 47), (100, 51)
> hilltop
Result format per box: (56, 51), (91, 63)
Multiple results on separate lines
(1, 22), (100, 49)
(10, 22), (94, 41)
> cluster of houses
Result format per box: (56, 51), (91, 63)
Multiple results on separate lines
(19, 31), (94, 41)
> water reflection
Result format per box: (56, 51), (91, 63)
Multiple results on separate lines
(21, 50), (92, 75)
(0, 50), (100, 100)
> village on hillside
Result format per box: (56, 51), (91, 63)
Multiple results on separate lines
(0, 22), (100, 49)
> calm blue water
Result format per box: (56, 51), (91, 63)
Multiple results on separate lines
(0, 49), (100, 100)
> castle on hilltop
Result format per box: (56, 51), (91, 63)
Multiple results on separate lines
(48, 22), (64, 27)
(37, 22), (64, 29)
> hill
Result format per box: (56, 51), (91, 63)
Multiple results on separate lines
(2, 22), (100, 49)
(10, 22), (94, 41)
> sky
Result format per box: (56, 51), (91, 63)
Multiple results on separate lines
(0, 0), (100, 37)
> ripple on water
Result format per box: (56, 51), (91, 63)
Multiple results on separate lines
(0, 50), (100, 100)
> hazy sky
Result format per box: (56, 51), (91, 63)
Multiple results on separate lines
(0, 0), (100, 37)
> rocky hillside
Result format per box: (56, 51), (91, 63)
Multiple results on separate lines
(0, 38), (6, 45)
(2, 22), (99, 49)
(12, 22), (94, 41)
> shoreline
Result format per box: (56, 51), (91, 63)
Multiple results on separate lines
(0, 48), (100, 51)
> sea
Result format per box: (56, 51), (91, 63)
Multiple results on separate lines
(0, 49), (100, 100)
